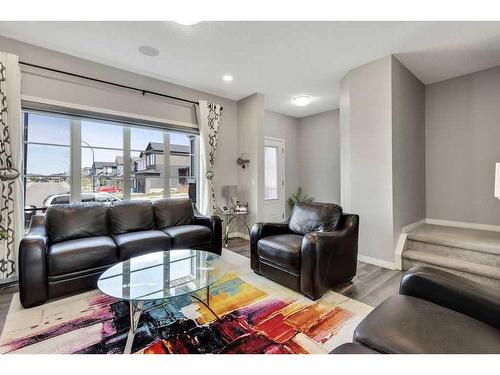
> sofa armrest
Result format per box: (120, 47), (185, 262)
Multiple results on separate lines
(192, 207), (222, 255)
(19, 215), (48, 308)
(250, 222), (294, 271)
(300, 214), (359, 300)
(400, 266), (500, 330)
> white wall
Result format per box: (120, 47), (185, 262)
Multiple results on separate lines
(392, 57), (426, 248)
(0, 35), (239, 209)
(264, 110), (300, 216)
(426, 65), (500, 226)
(298, 110), (340, 205)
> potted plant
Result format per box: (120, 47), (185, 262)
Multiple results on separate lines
(287, 187), (314, 212)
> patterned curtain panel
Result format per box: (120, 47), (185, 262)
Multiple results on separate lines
(0, 52), (23, 280)
(198, 101), (223, 216)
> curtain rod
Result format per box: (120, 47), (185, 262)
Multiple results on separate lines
(19, 61), (203, 107)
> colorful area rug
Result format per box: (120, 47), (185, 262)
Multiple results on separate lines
(0, 250), (372, 354)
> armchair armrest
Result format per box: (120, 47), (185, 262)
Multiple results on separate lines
(400, 266), (500, 330)
(250, 222), (294, 271)
(18, 215), (48, 308)
(193, 206), (222, 255)
(301, 214), (359, 300)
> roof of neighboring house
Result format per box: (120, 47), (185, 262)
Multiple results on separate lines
(93, 161), (117, 168)
(115, 156), (141, 165)
(134, 170), (161, 176)
(146, 142), (190, 154)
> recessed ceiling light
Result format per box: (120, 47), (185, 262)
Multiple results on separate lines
(138, 45), (159, 57)
(175, 20), (200, 26)
(291, 95), (313, 106)
(222, 74), (234, 82)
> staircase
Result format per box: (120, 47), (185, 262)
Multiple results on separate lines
(402, 224), (500, 287)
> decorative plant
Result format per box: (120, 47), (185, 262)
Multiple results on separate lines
(288, 187), (314, 211)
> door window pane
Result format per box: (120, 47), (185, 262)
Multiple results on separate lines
(264, 146), (278, 200)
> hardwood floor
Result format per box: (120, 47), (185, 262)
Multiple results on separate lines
(224, 237), (404, 307)
(0, 238), (403, 335)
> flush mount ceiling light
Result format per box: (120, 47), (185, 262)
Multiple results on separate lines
(222, 74), (234, 82)
(175, 20), (200, 26)
(138, 45), (160, 57)
(291, 95), (313, 106)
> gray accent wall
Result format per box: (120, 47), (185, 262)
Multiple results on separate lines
(298, 110), (340, 205)
(426, 65), (500, 225)
(341, 56), (395, 263)
(341, 55), (426, 265)
(264, 110), (300, 217)
(392, 57), (426, 248)
(237, 93), (265, 227)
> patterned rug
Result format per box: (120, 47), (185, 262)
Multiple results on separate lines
(0, 250), (372, 354)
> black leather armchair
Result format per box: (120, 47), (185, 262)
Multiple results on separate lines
(251, 202), (359, 300)
(331, 266), (500, 354)
(18, 198), (222, 308)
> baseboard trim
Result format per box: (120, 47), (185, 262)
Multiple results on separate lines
(426, 218), (500, 233)
(403, 219), (426, 233)
(228, 232), (250, 241)
(357, 255), (395, 270)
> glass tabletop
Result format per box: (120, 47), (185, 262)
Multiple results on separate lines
(97, 250), (229, 301)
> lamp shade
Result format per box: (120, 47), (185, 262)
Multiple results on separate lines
(495, 163), (500, 199)
(222, 185), (238, 199)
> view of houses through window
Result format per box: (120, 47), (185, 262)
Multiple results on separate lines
(23, 110), (198, 228)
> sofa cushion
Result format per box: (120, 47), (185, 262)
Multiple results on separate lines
(46, 203), (109, 244)
(161, 225), (211, 249)
(354, 295), (500, 354)
(257, 234), (303, 270)
(109, 200), (154, 235)
(47, 236), (117, 276)
(113, 230), (172, 260)
(288, 202), (343, 235)
(154, 198), (194, 229)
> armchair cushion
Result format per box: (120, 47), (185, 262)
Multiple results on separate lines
(162, 225), (211, 249)
(257, 234), (303, 270)
(154, 198), (194, 229)
(46, 203), (109, 244)
(47, 236), (118, 276)
(288, 202), (343, 235)
(354, 295), (500, 354)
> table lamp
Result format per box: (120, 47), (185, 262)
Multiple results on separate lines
(222, 185), (238, 209)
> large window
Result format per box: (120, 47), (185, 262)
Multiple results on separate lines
(23, 110), (199, 227)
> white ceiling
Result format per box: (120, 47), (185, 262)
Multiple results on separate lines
(1, 21), (500, 117)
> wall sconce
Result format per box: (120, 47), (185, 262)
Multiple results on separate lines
(237, 154), (250, 169)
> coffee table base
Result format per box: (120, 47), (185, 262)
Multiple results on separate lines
(122, 285), (218, 354)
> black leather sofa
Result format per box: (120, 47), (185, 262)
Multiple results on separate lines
(19, 198), (222, 308)
(251, 202), (359, 300)
(331, 266), (500, 354)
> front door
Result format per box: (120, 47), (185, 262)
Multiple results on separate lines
(264, 137), (285, 222)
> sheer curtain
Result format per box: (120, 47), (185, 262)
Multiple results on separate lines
(198, 100), (223, 216)
(0, 52), (23, 280)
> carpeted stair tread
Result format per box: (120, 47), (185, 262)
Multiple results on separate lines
(403, 250), (500, 281)
(407, 224), (500, 256)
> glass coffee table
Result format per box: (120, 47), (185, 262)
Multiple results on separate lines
(97, 250), (229, 354)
